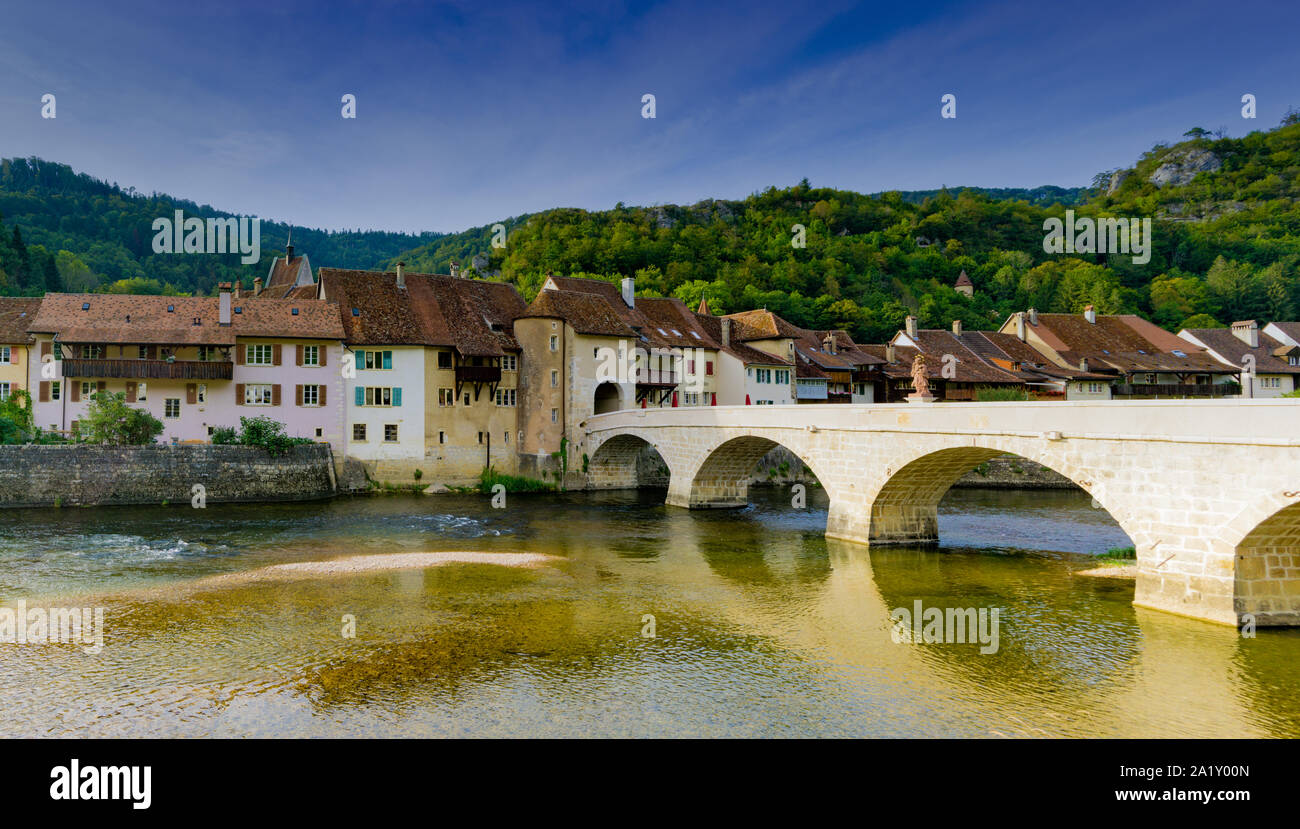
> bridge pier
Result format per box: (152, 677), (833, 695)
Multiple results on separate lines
(666, 477), (748, 509)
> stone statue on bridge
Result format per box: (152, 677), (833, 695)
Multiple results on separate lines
(908, 354), (936, 402)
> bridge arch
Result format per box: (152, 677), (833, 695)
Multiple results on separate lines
(863, 443), (1141, 547)
(672, 434), (832, 510)
(593, 382), (624, 414)
(1227, 499), (1300, 626)
(586, 431), (671, 490)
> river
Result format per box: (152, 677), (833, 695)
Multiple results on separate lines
(0, 487), (1296, 737)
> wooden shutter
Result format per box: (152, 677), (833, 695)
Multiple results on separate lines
(70, 382), (80, 402)
(271, 384), (281, 406)
(39, 381), (49, 402)
(295, 384), (303, 406)
(319, 347), (327, 367)
(319, 384), (326, 405)
(355, 387), (364, 406)
(382, 351), (392, 369)
(8, 349), (17, 365)
(40, 341), (50, 358)
(236, 346), (245, 365)
(97, 381), (106, 393)
(125, 382), (137, 403)
(147, 345), (157, 360)
(186, 384), (197, 404)
(295, 345), (303, 366)
(235, 383), (244, 405)
(393, 387), (402, 406)
(272, 344), (282, 366)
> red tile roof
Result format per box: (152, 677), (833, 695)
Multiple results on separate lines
(1183, 328), (1300, 375)
(0, 297), (42, 344)
(1021, 312), (1233, 374)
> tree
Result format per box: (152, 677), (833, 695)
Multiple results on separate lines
(78, 392), (164, 445)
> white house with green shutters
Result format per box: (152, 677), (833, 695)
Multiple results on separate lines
(346, 344), (425, 463)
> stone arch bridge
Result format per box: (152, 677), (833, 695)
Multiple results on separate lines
(579, 400), (1300, 628)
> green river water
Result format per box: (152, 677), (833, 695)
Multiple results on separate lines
(0, 487), (1296, 738)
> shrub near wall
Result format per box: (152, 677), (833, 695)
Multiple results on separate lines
(0, 443), (336, 508)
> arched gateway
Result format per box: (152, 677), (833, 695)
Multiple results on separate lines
(579, 399), (1300, 628)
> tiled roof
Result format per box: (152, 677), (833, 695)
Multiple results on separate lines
(1024, 313), (1232, 374)
(724, 309), (806, 340)
(319, 268), (525, 355)
(894, 330), (1025, 383)
(692, 313), (792, 366)
(955, 270), (973, 287)
(29, 293), (343, 344)
(522, 290), (635, 337)
(962, 331), (1112, 380)
(1267, 322), (1300, 343)
(0, 297), (42, 343)
(265, 254), (312, 293)
(1184, 329), (1300, 375)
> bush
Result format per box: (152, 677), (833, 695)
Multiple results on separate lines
(0, 389), (34, 444)
(79, 392), (164, 445)
(478, 466), (554, 493)
(974, 386), (1029, 402)
(231, 416), (314, 456)
(209, 425), (239, 444)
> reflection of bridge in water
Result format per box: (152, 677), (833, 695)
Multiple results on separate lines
(581, 400), (1300, 627)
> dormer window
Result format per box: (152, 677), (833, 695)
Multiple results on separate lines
(1172, 349), (1186, 358)
(352, 308), (361, 317)
(81, 303), (90, 311)
(167, 305), (174, 313)
(292, 308), (300, 316)
(234, 307), (243, 314)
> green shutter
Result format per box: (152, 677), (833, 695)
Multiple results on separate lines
(393, 387), (402, 406)
(355, 387), (364, 406)
(382, 351), (392, 370)
(354, 351), (364, 370)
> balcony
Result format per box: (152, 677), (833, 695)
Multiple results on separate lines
(635, 367), (678, 386)
(61, 358), (233, 381)
(1113, 383), (1238, 398)
(455, 365), (501, 384)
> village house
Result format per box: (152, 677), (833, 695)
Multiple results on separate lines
(996, 306), (1238, 397)
(954, 323), (1114, 399)
(0, 298), (41, 404)
(1263, 321), (1300, 352)
(317, 264), (526, 484)
(26, 286), (346, 450)
(718, 310), (883, 403)
(1179, 320), (1300, 397)
(692, 307), (794, 406)
(866, 316), (1026, 402)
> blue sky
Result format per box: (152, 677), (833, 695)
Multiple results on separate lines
(1, 0), (1297, 234)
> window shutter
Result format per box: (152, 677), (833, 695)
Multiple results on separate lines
(39, 381), (49, 402)
(97, 381), (106, 393)
(354, 351), (364, 371)
(393, 387), (402, 407)
(186, 384), (197, 404)
(236, 346), (245, 365)
(147, 345), (158, 360)
(295, 384), (303, 406)
(295, 345), (303, 366)
(271, 384), (281, 406)
(382, 351), (392, 370)
(272, 344), (282, 366)
(70, 382), (80, 402)
(355, 387), (364, 406)
(319, 384), (327, 405)
(8, 349), (16, 365)
(319, 347), (327, 367)
(126, 382), (137, 403)
(40, 341), (50, 358)
(236, 383), (245, 405)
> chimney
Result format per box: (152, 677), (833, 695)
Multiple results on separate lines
(1079, 357), (1089, 372)
(952, 319), (963, 337)
(450, 261), (459, 279)
(886, 343), (896, 363)
(720, 318), (731, 348)
(1083, 305), (1096, 324)
(822, 333), (835, 353)
(396, 261), (406, 289)
(905, 315), (918, 339)
(1231, 320), (1259, 348)
(1015, 312), (1026, 342)
(1028, 307), (1038, 326)
(253, 277), (263, 296)
(218, 282), (232, 326)
(621, 276), (635, 309)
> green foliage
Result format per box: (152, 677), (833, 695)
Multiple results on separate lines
(477, 466), (554, 493)
(209, 425), (239, 444)
(227, 415), (314, 456)
(79, 391), (164, 445)
(1281, 388), (1300, 398)
(0, 388), (34, 444)
(1100, 546), (1137, 560)
(974, 386), (1029, 401)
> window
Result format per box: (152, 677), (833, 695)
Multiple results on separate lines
(358, 350), (393, 370)
(1083, 382), (1104, 394)
(686, 359), (695, 375)
(137, 382), (147, 401)
(80, 381), (94, 398)
(775, 370), (790, 384)
(755, 368), (772, 383)
(245, 384), (273, 405)
(503, 432), (509, 444)
(384, 424), (398, 442)
(438, 388), (455, 407)
(362, 387), (398, 406)
(438, 351), (452, 369)
(137, 346), (149, 359)
(246, 344), (273, 365)
(315, 427), (323, 438)
(1260, 376), (1282, 389)
(684, 392), (700, 406)
(164, 398), (181, 418)
(197, 346), (219, 362)
(1291, 356), (1300, 366)
(302, 384), (320, 406)
(439, 431), (446, 444)
(197, 384), (206, 403)
(495, 388), (516, 406)
(551, 370), (559, 388)
(352, 424), (367, 442)
(756, 400), (774, 405)
(302, 345), (320, 366)
(502, 354), (517, 371)
(477, 431), (484, 444)
(51, 381), (61, 401)
(83, 345), (103, 359)
(0, 383), (9, 401)
(551, 408), (558, 423)
(549, 335), (558, 352)
(463, 392), (470, 406)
